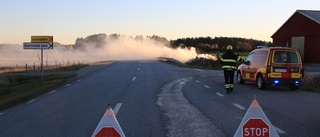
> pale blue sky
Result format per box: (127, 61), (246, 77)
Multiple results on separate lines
(1, 0), (319, 44)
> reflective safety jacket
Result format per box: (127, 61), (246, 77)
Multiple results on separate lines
(220, 51), (242, 70)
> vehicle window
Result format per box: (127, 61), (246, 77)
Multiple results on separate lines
(245, 53), (254, 62)
(251, 50), (268, 66)
(273, 51), (299, 63)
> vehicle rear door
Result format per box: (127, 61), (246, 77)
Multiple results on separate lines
(270, 50), (303, 79)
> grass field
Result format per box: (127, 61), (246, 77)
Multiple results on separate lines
(0, 74), (75, 111)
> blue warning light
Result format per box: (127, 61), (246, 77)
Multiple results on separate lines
(295, 81), (299, 84)
(274, 80), (279, 84)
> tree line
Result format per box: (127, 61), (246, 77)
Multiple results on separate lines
(170, 36), (272, 53)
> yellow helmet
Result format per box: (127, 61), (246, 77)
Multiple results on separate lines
(227, 45), (233, 50)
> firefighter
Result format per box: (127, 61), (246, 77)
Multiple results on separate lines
(220, 45), (243, 94)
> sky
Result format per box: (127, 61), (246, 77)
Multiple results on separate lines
(0, 0), (319, 44)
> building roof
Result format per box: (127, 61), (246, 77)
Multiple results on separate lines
(271, 10), (320, 38)
(297, 10), (320, 24)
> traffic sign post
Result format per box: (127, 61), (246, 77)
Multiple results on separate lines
(23, 36), (53, 79)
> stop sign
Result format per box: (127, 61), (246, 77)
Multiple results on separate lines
(242, 118), (270, 137)
(95, 126), (121, 137)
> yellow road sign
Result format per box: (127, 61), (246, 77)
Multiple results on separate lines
(31, 36), (53, 43)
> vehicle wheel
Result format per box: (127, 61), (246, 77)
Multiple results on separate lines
(290, 85), (299, 90)
(257, 75), (266, 90)
(237, 71), (245, 84)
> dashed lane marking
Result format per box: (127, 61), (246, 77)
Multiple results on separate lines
(48, 90), (56, 94)
(65, 84), (71, 87)
(216, 92), (224, 97)
(0, 112), (4, 115)
(194, 69), (204, 72)
(195, 80), (200, 83)
(113, 103), (122, 115)
(26, 99), (36, 104)
(77, 79), (81, 82)
(137, 68), (140, 71)
(204, 85), (210, 89)
(233, 103), (246, 110)
(132, 76), (136, 81)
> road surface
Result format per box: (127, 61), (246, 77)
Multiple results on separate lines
(0, 60), (320, 137)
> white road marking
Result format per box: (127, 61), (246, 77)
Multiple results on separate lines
(137, 68), (140, 71)
(195, 80), (200, 83)
(194, 69), (204, 72)
(233, 103), (246, 110)
(77, 79), (81, 82)
(0, 112), (4, 115)
(132, 76), (136, 81)
(204, 85), (210, 89)
(48, 90), (56, 94)
(26, 99), (36, 104)
(273, 125), (286, 134)
(113, 103), (122, 115)
(216, 92), (224, 97)
(65, 84), (71, 87)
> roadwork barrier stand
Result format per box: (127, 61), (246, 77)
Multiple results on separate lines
(234, 97), (279, 137)
(92, 104), (125, 137)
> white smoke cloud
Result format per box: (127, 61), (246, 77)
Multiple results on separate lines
(0, 36), (201, 67)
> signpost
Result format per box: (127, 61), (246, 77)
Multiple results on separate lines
(31, 36), (53, 43)
(23, 36), (53, 79)
(23, 42), (53, 49)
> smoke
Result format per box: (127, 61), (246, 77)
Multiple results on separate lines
(0, 35), (203, 67)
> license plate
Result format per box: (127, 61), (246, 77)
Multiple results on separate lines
(274, 69), (287, 72)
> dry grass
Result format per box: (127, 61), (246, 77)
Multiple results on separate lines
(300, 74), (320, 92)
(0, 74), (75, 111)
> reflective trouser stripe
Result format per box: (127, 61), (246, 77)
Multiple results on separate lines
(225, 84), (234, 88)
(225, 84), (230, 88)
(230, 84), (234, 88)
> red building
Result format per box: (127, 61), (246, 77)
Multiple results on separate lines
(271, 10), (320, 64)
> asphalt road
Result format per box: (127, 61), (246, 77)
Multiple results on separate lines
(0, 60), (320, 137)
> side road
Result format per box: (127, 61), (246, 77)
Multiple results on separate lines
(67, 61), (115, 81)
